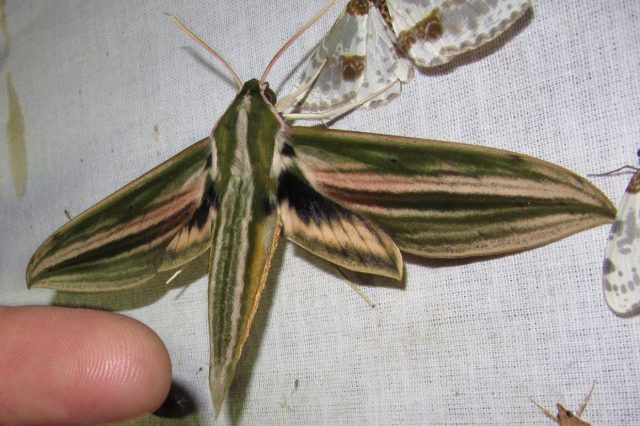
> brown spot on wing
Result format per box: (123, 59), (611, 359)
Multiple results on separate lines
(341, 55), (366, 81)
(347, 0), (369, 15)
(397, 9), (444, 51)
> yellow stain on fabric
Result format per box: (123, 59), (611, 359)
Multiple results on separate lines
(6, 73), (28, 196)
(0, 0), (8, 55)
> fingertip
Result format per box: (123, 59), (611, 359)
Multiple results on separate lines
(0, 305), (172, 425)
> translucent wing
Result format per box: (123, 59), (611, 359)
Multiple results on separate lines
(285, 1), (413, 114)
(388, 0), (531, 67)
(286, 0), (530, 117)
(603, 171), (640, 316)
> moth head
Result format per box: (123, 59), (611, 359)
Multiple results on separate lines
(262, 83), (277, 106)
(238, 79), (278, 106)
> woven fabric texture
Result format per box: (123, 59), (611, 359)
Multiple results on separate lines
(1, 1), (638, 424)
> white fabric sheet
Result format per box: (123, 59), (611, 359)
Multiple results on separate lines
(1, 1), (639, 424)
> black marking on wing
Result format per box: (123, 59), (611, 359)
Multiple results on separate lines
(263, 198), (275, 216)
(189, 182), (217, 231)
(278, 169), (336, 225)
(281, 143), (296, 157)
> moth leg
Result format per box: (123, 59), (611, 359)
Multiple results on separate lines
(283, 78), (399, 121)
(277, 58), (328, 112)
(335, 266), (376, 308)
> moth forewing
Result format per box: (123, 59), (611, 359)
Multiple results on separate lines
(285, 127), (616, 258)
(389, 0), (531, 66)
(289, 0), (532, 116)
(26, 137), (214, 291)
(603, 169), (640, 316)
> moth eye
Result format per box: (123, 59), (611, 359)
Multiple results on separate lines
(264, 87), (277, 105)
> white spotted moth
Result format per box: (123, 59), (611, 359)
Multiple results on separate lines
(597, 153), (640, 316)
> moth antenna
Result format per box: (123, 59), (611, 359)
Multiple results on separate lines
(260, 0), (336, 85)
(588, 165), (640, 177)
(166, 13), (243, 91)
(283, 79), (400, 121)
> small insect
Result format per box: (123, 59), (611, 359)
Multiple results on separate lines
(530, 381), (596, 426)
(591, 153), (640, 316)
(283, 0), (531, 118)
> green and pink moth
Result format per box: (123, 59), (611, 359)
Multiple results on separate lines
(26, 1), (615, 418)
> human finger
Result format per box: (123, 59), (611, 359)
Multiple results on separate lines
(0, 305), (172, 425)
